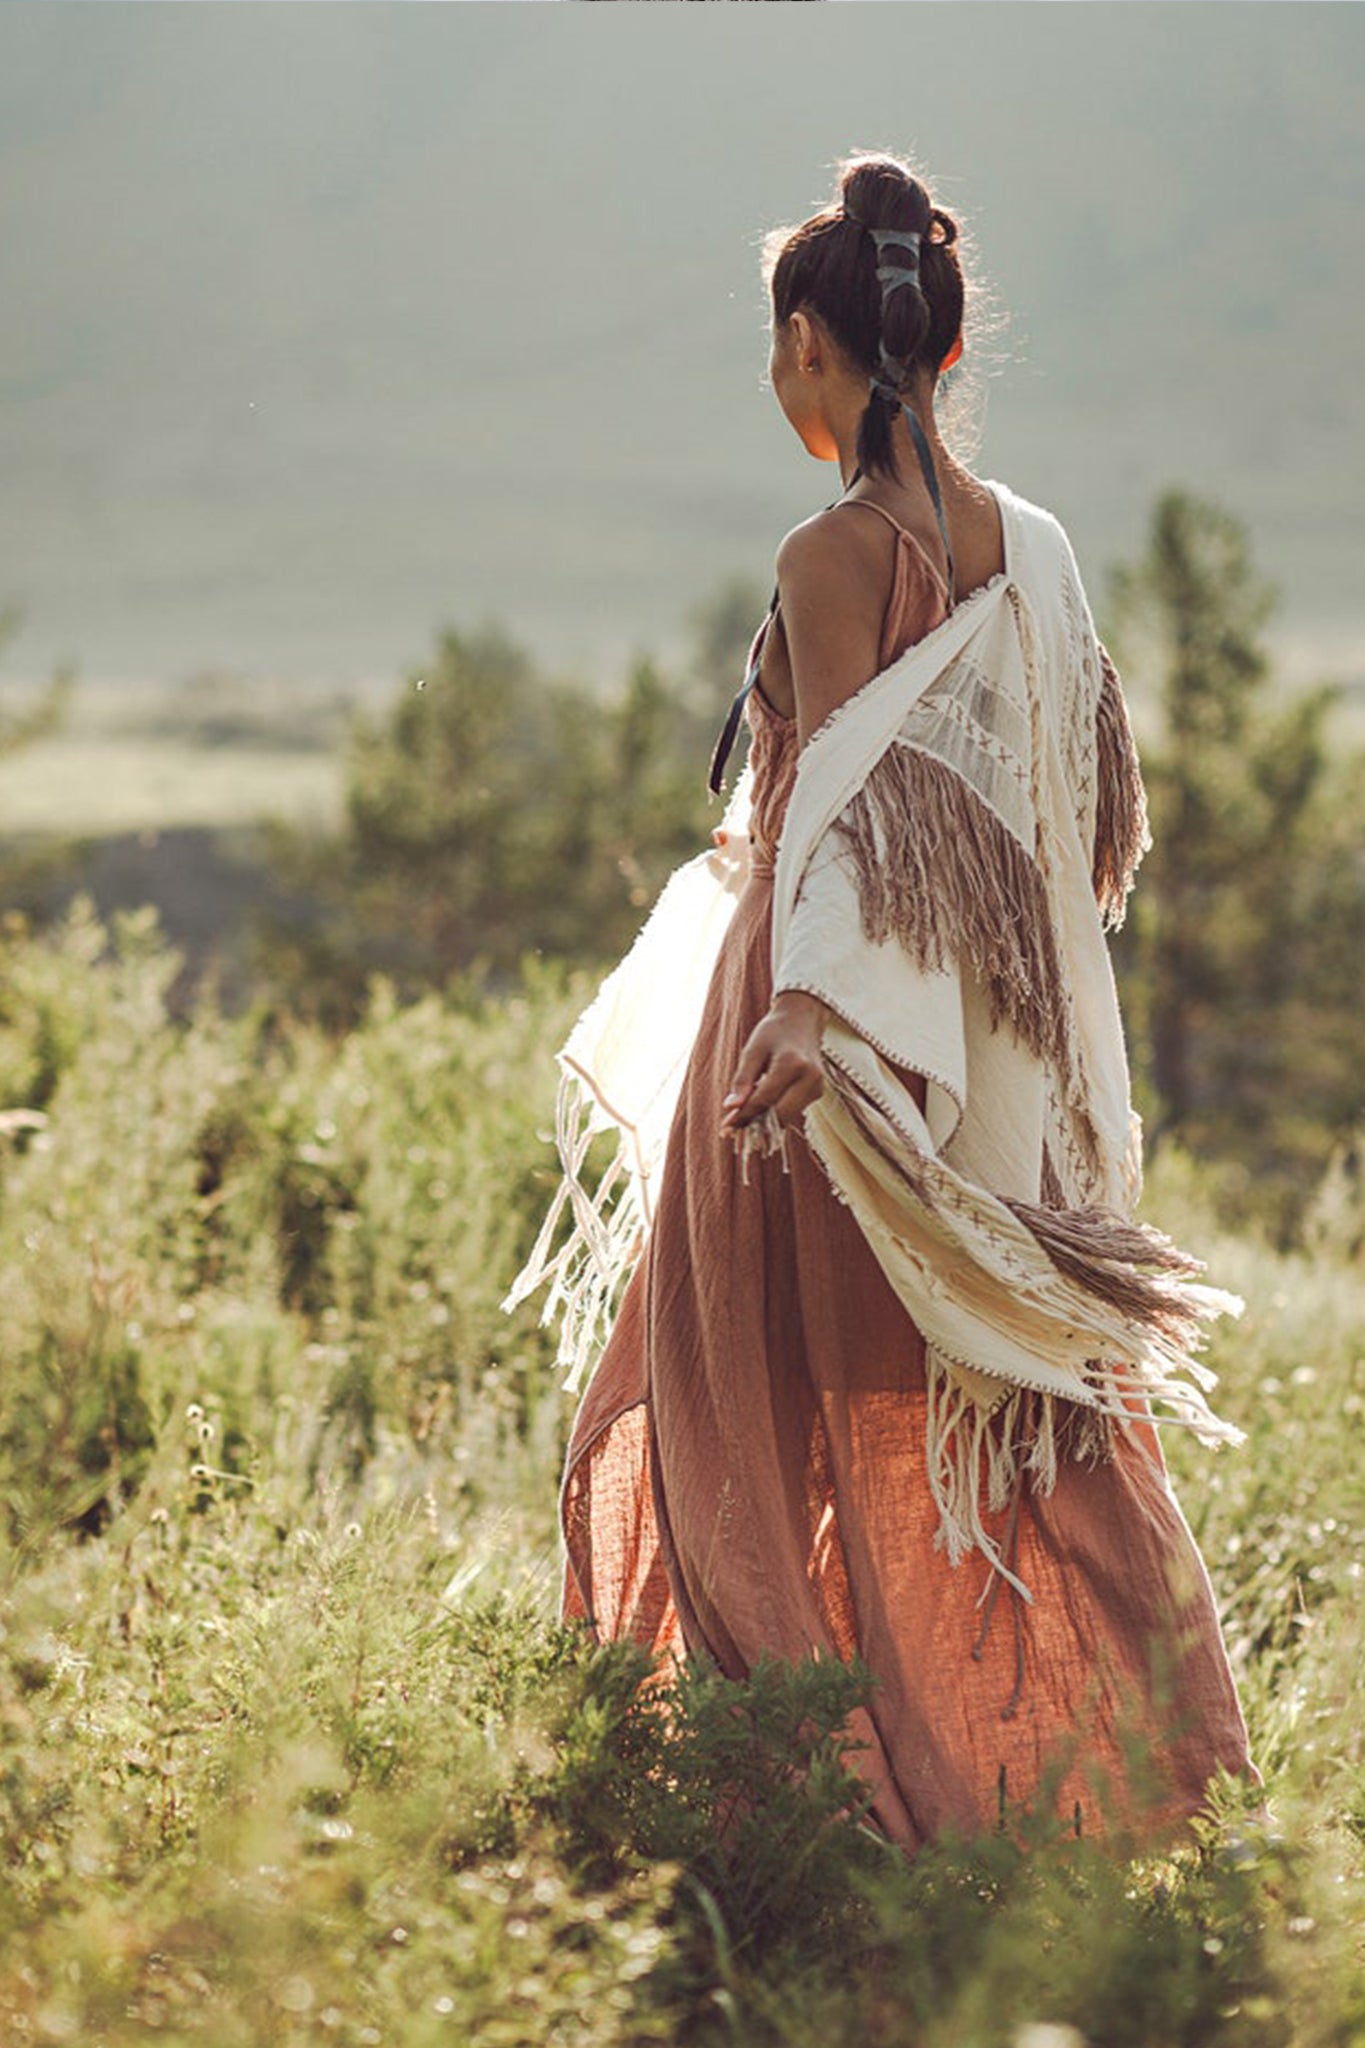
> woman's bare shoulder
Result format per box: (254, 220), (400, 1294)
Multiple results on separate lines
(774, 504), (882, 598)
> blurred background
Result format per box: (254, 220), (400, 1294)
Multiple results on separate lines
(1, 0), (1364, 1273)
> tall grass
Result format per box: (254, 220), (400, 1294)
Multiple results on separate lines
(1, 902), (1362, 2045)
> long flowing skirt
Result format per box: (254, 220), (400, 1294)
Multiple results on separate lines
(559, 869), (1261, 1852)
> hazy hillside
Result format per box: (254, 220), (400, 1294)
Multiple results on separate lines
(1, 3), (1361, 693)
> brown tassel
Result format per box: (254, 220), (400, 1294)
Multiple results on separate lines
(1039, 1139), (1066, 1208)
(833, 744), (1105, 1182)
(835, 747), (1069, 1067)
(1091, 642), (1152, 931)
(1001, 1193), (1210, 1345)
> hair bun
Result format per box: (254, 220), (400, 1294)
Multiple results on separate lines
(839, 158), (931, 237)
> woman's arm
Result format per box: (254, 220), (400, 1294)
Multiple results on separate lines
(721, 514), (927, 1135)
(772, 513), (889, 748)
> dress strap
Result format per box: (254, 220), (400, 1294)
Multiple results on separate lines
(707, 580), (780, 797)
(831, 500), (952, 595)
(707, 411), (954, 796)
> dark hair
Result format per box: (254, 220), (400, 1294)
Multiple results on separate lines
(762, 151), (966, 486)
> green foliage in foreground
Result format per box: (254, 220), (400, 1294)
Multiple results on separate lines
(0, 1478), (1331, 2048)
(1, 906), (1364, 2044)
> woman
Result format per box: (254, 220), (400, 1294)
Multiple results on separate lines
(508, 151), (1263, 1854)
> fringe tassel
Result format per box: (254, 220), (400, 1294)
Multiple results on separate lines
(835, 746), (1065, 1064)
(832, 745), (1106, 1186)
(999, 1194), (1223, 1362)
(1039, 1139), (1067, 1208)
(823, 1059), (1244, 1432)
(506, 1080), (798, 1394)
(729, 1105), (792, 1185)
(923, 1365), (1121, 1614)
(1075, 1399), (1119, 1466)
(925, 1355), (1037, 1605)
(500, 1067), (646, 1395)
(1091, 641), (1152, 931)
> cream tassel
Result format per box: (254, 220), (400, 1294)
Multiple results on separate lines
(925, 1349), (1037, 1604)
(729, 1104), (792, 1185)
(983, 1387), (1023, 1513)
(501, 1067), (646, 1394)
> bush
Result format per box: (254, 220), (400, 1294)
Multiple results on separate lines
(0, 900), (586, 1552)
(2, 901), (1364, 2045)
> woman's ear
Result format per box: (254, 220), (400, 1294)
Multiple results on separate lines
(789, 309), (818, 371)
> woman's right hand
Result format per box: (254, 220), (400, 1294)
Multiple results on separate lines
(719, 990), (829, 1135)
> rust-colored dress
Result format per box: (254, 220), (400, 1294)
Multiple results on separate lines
(560, 504), (1261, 1853)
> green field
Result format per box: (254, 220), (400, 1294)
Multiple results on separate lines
(0, 679), (354, 835)
(0, 736), (340, 835)
(0, 907), (1362, 2046)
